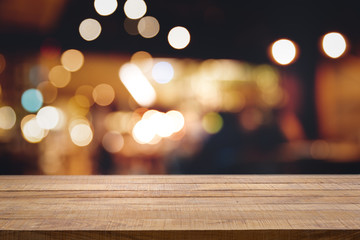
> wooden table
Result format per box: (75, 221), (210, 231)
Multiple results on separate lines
(0, 175), (359, 239)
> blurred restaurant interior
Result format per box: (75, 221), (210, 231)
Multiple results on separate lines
(1, 0), (360, 175)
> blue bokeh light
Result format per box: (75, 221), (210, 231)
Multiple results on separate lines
(21, 89), (43, 112)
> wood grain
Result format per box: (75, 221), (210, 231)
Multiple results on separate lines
(0, 175), (359, 239)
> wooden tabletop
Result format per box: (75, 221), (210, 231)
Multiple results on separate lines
(0, 175), (359, 239)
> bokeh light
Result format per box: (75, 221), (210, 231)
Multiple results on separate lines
(76, 85), (95, 107)
(94, 0), (118, 16)
(166, 110), (185, 132)
(0, 106), (16, 130)
(123, 0), (147, 19)
(0, 54), (5, 75)
(119, 63), (156, 107)
(48, 65), (71, 88)
(36, 106), (60, 130)
(29, 65), (49, 85)
(104, 111), (133, 133)
(37, 81), (58, 104)
(138, 16), (160, 38)
(70, 122), (93, 147)
(124, 18), (139, 35)
(21, 89), (43, 113)
(149, 111), (174, 137)
(132, 119), (156, 144)
(168, 26), (191, 49)
(61, 49), (84, 72)
(68, 97), (90, 116)
(270, 39), (297, 65)
(102, 131), (124, 153)
(133, 109), (185, 143)
(92, 83), (115, 106)
(152, 61), (174, 84)
(130, 51), (153, 72)
(79, 18), (102, 41)
(21, 115), (48, 143)
(322, 32), (347, 58)
(202, 112), (223, 134)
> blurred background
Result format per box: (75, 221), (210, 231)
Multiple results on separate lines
(1, 0), (360, 175)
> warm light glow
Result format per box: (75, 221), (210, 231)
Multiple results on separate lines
(119, 63), (156, 107)
(68, 97), (90, 116)
(322, 32), (347, 58)
(271, 39), (297, 65)
(94, 0), (118, 16)
(61, 49), (84, 72)
(168, 26), (191, 49)
(92, 83), (115, 106)
(51, 108), (66, 131)
(202, 112), (223, 134)
(310, 140), (330, 159)
(104, 111), (133, 133)
(0, 106), (16, 130)
(21, 89), (43, 113)
(148, 111), (173, 137)
(132, 119), (156, 144)
(0, 54), (5, 74)
(142, 109), (159, 120)
(130, 51), (153, 72)
(102, 131), (124, 153)
(79, 18), (102, 41)
(21, 115), (48, 143)
(152, 61), (174, 84)
(70, 123), (93, 147)
(76, 85), (95, 107)
(137, 109), (185, 140)
(36, 106), (60, 130)
(166, 110), (184, 132)
(37, 81), (57, 104)
(48, 65), (71, 88)
(138, 16), (160, 38)
(123, 0), (147, 19)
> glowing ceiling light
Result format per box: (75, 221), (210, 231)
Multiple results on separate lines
(119, 63), (156, 107)
(322, 32), (347, 58)
(270, 39), (297, 65)
(94, 0), (118, 16)
(168, 26), (191, 49)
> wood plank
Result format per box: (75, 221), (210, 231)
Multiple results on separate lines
(1, 230), (359, 240)
(0, 175), (359, 239)
(1, 189), (359, 198)
(1, 174), (359, 184)
(1, 183), (359, 191)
